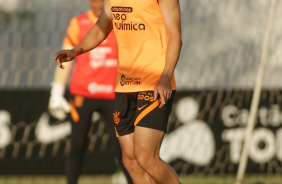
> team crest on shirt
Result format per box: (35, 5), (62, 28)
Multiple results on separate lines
(120, 75), (141, 86)
(113, 111), (120, 124)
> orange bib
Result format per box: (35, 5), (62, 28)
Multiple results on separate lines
(63, 11), (118, 99)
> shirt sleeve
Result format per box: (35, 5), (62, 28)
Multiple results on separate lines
(63, 17), (80, 47)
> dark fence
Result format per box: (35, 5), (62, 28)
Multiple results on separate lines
(0, 90), (282, 175)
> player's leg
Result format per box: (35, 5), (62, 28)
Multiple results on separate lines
(113, 92), (156, 184)
(66, 95), (94, 184)
(98, 99), (133, 184)
(118, 133), (156, 184)
(134, 126), (180, 184)
(133, 90), (179, 183)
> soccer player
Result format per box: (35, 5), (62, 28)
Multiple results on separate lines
(54, 0), (182, 183)
(48, 0), (132, 184)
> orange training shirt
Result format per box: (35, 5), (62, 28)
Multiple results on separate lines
(109, 0), (177, 92)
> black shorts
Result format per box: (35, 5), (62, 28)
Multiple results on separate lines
(113, 91), (175, 137)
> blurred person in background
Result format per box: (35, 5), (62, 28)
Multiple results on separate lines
(48, 0), (133, 184)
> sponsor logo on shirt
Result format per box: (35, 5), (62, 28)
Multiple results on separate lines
(88, 82), (114, 94)
(89, 47), (117, 68)
(111, 6), (133, 13)
(120, 75), (141, 86)
(111, 6), (146, 31)
(90, 59), (117, 68)
(80, 19), (92, 25)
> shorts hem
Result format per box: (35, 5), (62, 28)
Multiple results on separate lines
(116, 129), (135, 137)
(135, 124), (167, 134)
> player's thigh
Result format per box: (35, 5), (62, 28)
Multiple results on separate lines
(134, 91), (175, 133)
(134, 126), (165, 158)
(114, 92), (137, 137)
(118, 133), (135, 160)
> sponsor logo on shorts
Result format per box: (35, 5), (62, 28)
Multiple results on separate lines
(138, 104), (147, 111)
(120, 75), (141, 86)
(138, 93), (154, 102)
(113, 111), (120, 124)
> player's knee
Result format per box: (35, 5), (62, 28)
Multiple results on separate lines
(134, 152), (154, 171)
(122, 155), (131, 168)
(122, 152), (136, 170)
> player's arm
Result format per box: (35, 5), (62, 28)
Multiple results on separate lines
(154, 0), (182, 108)
(54, 0), (113, 69)
(53, 46), (74, 85)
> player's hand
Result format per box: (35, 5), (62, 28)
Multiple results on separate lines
(154, 74), (172, 108)
(48, 83), (71, 120)
(54, 49), (77, 69)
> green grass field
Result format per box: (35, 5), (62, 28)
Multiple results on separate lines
(0, 175), (282, 184)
